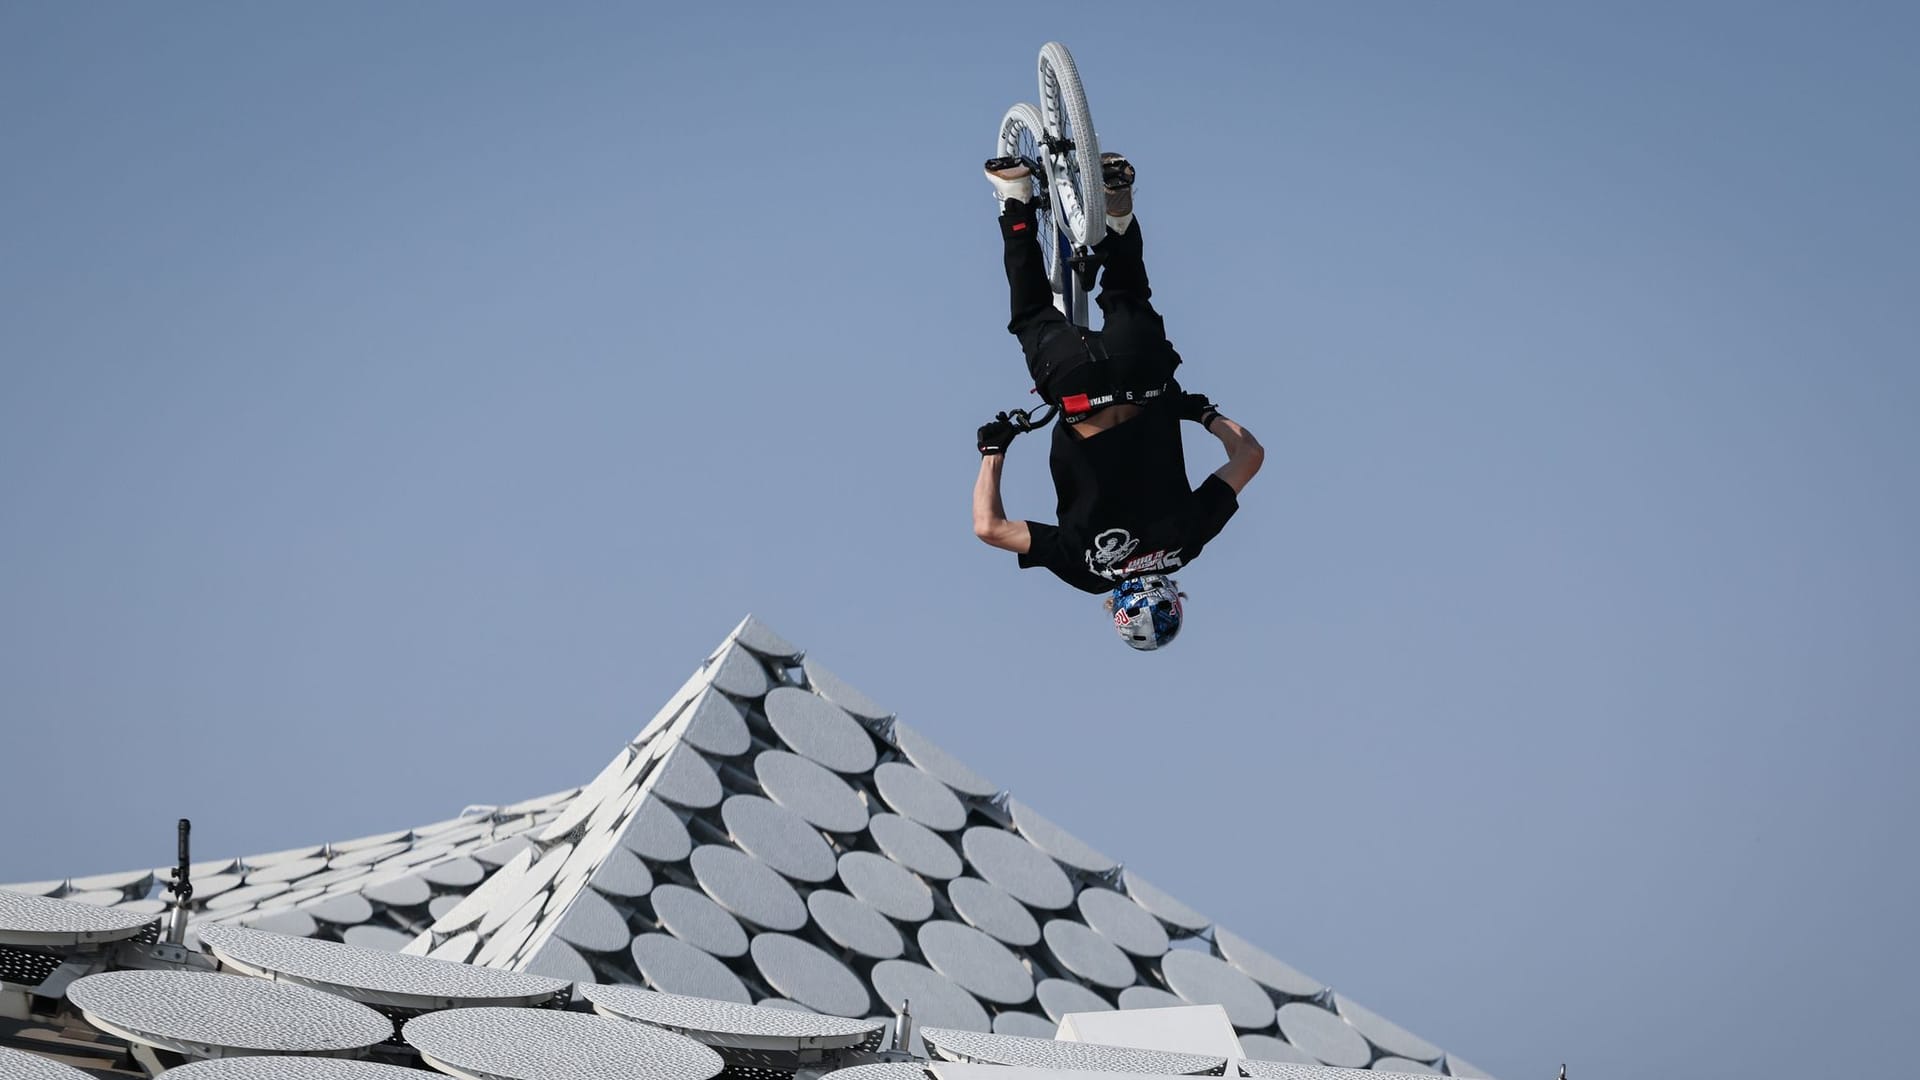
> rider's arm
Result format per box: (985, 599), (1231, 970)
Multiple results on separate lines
(972, 454), (1033, 553)
(1205, 415), (1265, 494)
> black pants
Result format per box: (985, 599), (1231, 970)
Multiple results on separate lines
(1000, 201), (1181, 408)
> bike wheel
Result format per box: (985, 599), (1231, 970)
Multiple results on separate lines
(1037, 41), (1105, 252)
(998, 102), (1065, 297)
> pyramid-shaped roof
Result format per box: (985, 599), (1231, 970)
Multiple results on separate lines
(2, 616), (1493, 1078)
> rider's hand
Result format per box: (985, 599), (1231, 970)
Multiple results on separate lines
(977, 413), (1021, 456)
(1176, 392), (1222, 429)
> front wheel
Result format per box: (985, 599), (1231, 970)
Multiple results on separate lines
(1037, 41), (1105, 254)
(998, 102), (1066, 301)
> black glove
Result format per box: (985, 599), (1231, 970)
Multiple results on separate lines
(977, 412), (1021, 456)
(1176, 392), (1221, 429)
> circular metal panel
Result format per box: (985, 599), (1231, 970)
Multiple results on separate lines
(1160, 949), (1276, 1030)
(960, 828), (1073, 911)
(420, 856), (487, 890)
(429, 849), (533, 935)
(807, 889), (904, 960)
(722, 796), (838, 883)
(477, 844), (570, 937)
(920, 1027), (1226, 1074)
(837, 852), (933, 923)
(1076, 888), (1168, 958)
(1119, 869), (1210, 933)
(1040, 919), (1135, 990)
(874, 762), (969, 832)
(1275, 1002), (1371, 1068)
(1234, 1035), (1320, 1067)
(651, 884), (749, 958)
(303, 890), (376, 927)
(67, 969), (390, 1056)
(233, 908), (318, 939)
(158, 1059), (425, 1080)
(189, 874), (244, 902)
(889, 722), (996, 797)
(0, 890), (158, 947)
(1332, 993), (1444, 1062)
(555, 887), (634, 954)
(341, 925), (415, 952)
(361, 873), (432, 909)
(403, 1005), (724, 1080)
(731, 617), (802, 661)
(869, 960), (990, 1033)
(653, 747), (724, 810)
(917, 921), (1033, 1006)
(1117, 985), (1185, 1010)
(946, 877), (1040, 947)
(1443, 1054), (1497, 1079)
(581, 982), (883, 1048)
(197, 924), (566, 1009)
(818, 1066), (930, 1080)
(523, 938), (598, 983)
(631, 933), (752, 1004)
(1374, 1058), (1442, 1075)
(1215, 927), (1324, 999)
(755, 751), (868, 833)
(0, 1046), (93, 1080)
(623, 796), (694, 864)
(591, 845), (655, 899)
(1007, 800), (1115, 875)
(801, 660), (891, 721)
(690, 846), (807, 932)
(870, 814), (962, 880)
(991, 1013), (1057, 1038)
(203, 882), (291, 912)
(244, 857), (328, 886)
(429, 932), (478, 962)
(750, 933), (872, 1018)
(708, 643), (771, 699)
(1035, 977), (1112, 1021)
(764, 687), (878, 774)
(683, 690), (751, 758)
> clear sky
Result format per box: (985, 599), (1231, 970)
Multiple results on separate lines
(3, 3), (1917, 1078)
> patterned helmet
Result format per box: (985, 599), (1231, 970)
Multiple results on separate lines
(1108, 574), (1185, 651)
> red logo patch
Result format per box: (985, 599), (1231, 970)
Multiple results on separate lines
(1012, 222), (1028, 231)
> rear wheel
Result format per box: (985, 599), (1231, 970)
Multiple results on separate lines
(1037, 42), (1105, 253)
(997, 102), (1066, 303)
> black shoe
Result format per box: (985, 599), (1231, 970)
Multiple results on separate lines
(1100, 153), (1134, 217)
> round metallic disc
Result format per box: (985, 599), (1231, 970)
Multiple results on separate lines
(807, 889), (904, 960)
(1275, 1002), (1371, 1068)
(159, 1059), (426, 1080)
(1076, 888), (1169, 959)
(623, 795), (694, 864)
(61, 889), (127, 907)
(917, 920), (1033, 1006)
(427, 896), (463, 921)
(818, 1066), (931, 1080)
(591, 845), (655, 899)
(233, 908), (318, 939)
(1443, 1054), (1497, 1079)
(244, 845), (324, 867)
(1160, 949), (1276, 1030)
(429, 932), (478, 963)
(556, 887), (634, 954)
(1373, 1058), (1442, 1075)
(342, 925), (415, 952)
(683, 690), (751, 758)
(1034, 978), (1112, 1022)
(631, 933), (752, 1004)
(1116, 985), (1184, 1010)
(1119, 869), (1210, 933)
(991, 1012), (1058, 1038)
(751, 933), (872, 1017)
(870, 814), (963, 880)
(0, 1045), (93, 1080)
(473, 835), (538, 867)
(801, 659), (891, 721)
(653, 746), (724, 810)
(113, 898), (169, 916)
(1040, 919), (1135, 990)
(1215, 926), (1325, 999)
(722, 795), (838, 883)
(522, 938), (597, 983)
(303, 892), (375, 926)
(244, 857), (328, 886)
(581, 982), (884, 1048)
(708, 643), (772, 699)
(730, 617), (802, 661)
(920, 1027), (1226, 1074)
(188, 873), (244, 902)
(690, 845), (807, 932)
(651, 883), (749, 958)
(70, 868), (154, 892)
(404, 1005), (724, 1080)
(755, 751), (869, 833)
(67, 969), (390, 1056)
(874, 762), (969, 832)
(330, 842), (409, 870)
(1332, 993), (1444, 1062)
(203, 881), (291, 912)
(1007, 800), (1116, 876)
(419, 856), (487, 890)
(869, 960), (990, 1033)
(361, 873), (432, 909)
(428, 849), (532, 935)
(1234, 1034), (1320, 1067)
(477, 844), (571, 937)
(837, 852), (932, 923)
(197, 924), (566, 1009)
(889, 722), (996, 797)
(0, 890), (159, 947)
(960, 828), (1073, 911)
(764, 687), (878, 774)
(946, 877), (1040, 947)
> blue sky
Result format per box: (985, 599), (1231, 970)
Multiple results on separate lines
(3, 4), (1917, 1078)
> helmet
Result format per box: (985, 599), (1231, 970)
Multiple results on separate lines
(1108, 574), (1185, 651)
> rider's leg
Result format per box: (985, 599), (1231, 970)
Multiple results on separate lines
(999, 196), (1100, 404)
(1091, 154), (1181, 390)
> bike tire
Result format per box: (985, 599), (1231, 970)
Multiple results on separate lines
(998, 102), (1065, 298)
(1037, 41), (1106, 253)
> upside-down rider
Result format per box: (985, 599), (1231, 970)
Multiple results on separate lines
(972, 153), (1265, 651)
